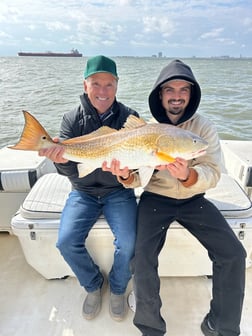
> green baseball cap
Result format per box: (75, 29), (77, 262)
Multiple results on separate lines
(84, 55), (118, 79)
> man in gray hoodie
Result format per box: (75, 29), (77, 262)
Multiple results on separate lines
(105, 59), (246, 336)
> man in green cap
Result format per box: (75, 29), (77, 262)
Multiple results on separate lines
(39, 55), (139, 321)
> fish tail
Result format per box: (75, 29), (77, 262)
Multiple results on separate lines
(8, 110), (53, 151)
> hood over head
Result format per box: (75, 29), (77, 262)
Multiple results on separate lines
(149, 59), (201, 124)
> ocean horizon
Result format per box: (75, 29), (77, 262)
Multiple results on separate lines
(1, 56), (251, 148)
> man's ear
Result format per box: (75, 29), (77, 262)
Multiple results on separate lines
(83, 80), (87, 93)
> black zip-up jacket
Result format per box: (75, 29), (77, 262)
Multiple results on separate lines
(54, 93), (139, 197)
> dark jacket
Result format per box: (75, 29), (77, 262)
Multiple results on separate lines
(55, 93), (139, 196)
(149, 59), (201, 125)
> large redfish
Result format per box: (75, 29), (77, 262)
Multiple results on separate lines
(9, 111), (208, 186)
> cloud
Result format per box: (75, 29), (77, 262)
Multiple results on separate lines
(45, 21), (71, 31)
(200, 28), (224, 39)
(0, 31), (11, 38)
(216, 38), (235, 45)
(27, 24), (36, 31)
(244, 17), (252, 26)
(243, 17), (252, 32)
(0, 0), (251, 57)
(0, 4), (22, 23)
(143, 16), (176, 38)
(75, 18), (121, 46)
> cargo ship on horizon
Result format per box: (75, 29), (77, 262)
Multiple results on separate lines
(17, 49), (82, 57)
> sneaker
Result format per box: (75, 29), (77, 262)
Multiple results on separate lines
(201, 315), (219, 336)
(82, 276), (106, 320)
(109, 292), (127, 321)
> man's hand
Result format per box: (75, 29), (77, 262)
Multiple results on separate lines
(102, 159), (131, 179)
(156, 157), (189, 181)
(38, 137), (68, 163)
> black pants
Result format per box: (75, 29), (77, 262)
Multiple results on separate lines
(133, 191), (246, 336)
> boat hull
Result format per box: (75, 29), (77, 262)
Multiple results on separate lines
(18, 52), (82, 57)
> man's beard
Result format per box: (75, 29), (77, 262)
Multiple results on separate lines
(167, 99), (186, 115)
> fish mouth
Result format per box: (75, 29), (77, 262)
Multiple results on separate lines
(193, 149), (207, 157)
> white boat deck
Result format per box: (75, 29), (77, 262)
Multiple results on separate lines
(1, 232), (252, 336)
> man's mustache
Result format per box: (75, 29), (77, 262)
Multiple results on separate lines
(168, 99), (185, 104)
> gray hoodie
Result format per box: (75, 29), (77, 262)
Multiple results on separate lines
(120, 59), (222, 199)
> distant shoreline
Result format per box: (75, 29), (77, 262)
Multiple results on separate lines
(0, 54), (251, 59)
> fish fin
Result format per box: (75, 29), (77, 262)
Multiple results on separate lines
(156, 151), (176, 163)
(62, 127), (117, 144)
(122, 115), (146, 130)
(138, 167), (155, 188)
(148, 117), (158, 123)
(8, 110), (53, 151)
(77, 163), (94, 178)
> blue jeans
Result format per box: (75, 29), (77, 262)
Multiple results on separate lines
(56, 188), (137, 294)
(133, 191), (246, 336)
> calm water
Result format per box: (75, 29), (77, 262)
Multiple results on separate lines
(0, 56), (252, 148)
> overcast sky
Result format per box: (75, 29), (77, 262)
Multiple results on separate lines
(0, 0), (251, 57)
